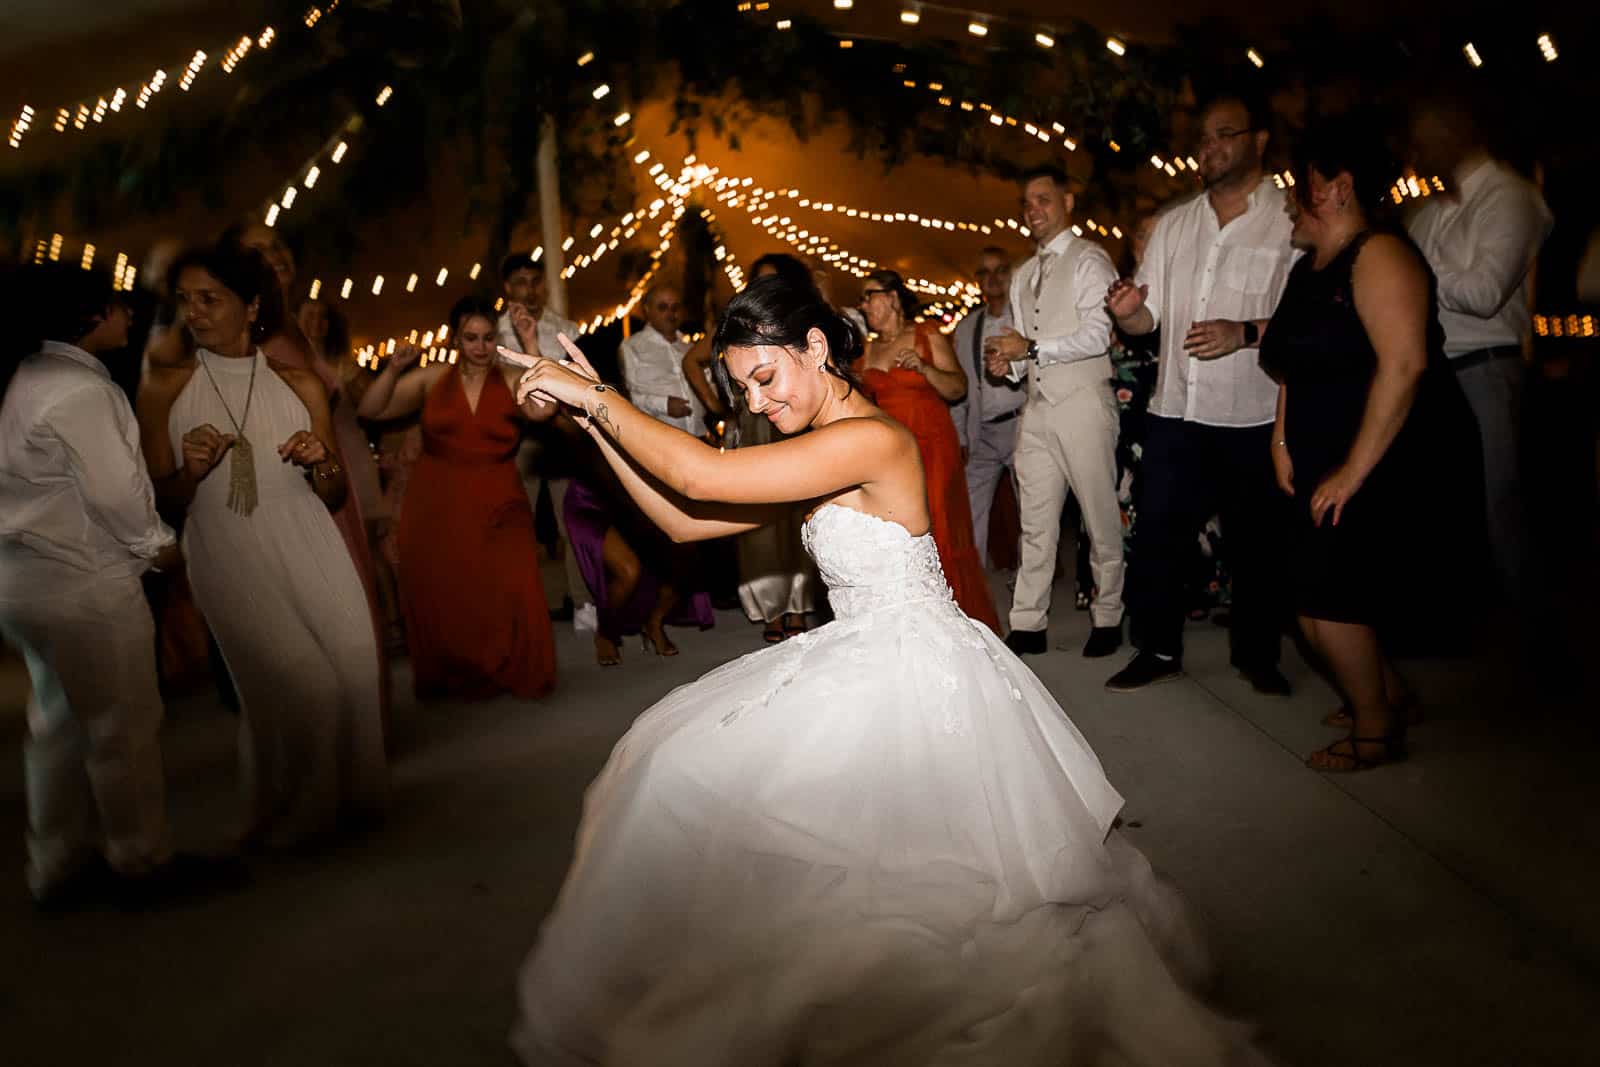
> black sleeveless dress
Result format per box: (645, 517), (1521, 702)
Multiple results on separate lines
(1259, 231), (1479, 628)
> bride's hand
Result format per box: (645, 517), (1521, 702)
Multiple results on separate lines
(515, 335), (607, 413)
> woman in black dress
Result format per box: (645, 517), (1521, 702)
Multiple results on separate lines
(1260, 119), (1477, 772)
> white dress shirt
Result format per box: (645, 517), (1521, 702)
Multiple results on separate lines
(0, 342), (174, 589)
(1139, 179), (1297, 427)
(950, 304), (1025, 451)
(495, 306), (580, 360)
(620, 325), (706, 435)
(1408, 158), (1554, 357)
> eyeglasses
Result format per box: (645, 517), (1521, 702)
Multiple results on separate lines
(1196, 128), (1255, 149)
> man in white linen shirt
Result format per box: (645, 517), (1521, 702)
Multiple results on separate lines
(495, 251), (589, 626)
(1104, 93), (1298, 695)
(982, 165), (1124, 659)
(619, 285), (706, 436)
(1408, 97), (1553, 615)
(495, 251), (579, 359)
(0, 265), (211, 910)
(950, 247), (1026, 567)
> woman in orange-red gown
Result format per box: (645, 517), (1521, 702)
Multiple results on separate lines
(855, 271), (1001, 632)
(358, 296), (557, 700)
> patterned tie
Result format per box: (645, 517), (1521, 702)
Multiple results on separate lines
(1030, 251), (1055, 303)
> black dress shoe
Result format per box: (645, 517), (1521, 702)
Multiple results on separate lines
(115, 854), (249, 912)
(32, 856), (116, 915)
(1004, 628), (1048, 656)
(1105, 651), (1184, 692)
(1237, 664), (1292, 696)
(1082, 625), (1123, 658)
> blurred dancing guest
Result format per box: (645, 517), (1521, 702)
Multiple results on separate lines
(1407, 95), (1553, 624)
(950, 246), (1026, 567)
(620, 285), (705, 434)
(857, 269), (1000, 631)
(227, 222), (391, 719)
(683, 253), (820, 641)
(495, 250), (588, 624)
(1261, 119), (1477, 770)
(1105, 92), (1297, 695)
(982, 167), (1125, 659)
(510, 276), (1268, 1065)
(139, 244), (386, 849)
(0, 265), (185, 907)
(358, 296), (558, 699)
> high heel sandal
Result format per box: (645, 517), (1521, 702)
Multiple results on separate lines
(641, 628), (679, 657)
(763, 620), (785, 644)
(1305, 732), (1407, 773)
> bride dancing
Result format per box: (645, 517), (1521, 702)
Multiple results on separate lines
(510, 276), (1267, 1066)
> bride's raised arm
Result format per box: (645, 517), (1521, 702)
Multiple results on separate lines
(516, 335), (910, 543)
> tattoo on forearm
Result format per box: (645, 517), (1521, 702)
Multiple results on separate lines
(589, 384), (619, 439)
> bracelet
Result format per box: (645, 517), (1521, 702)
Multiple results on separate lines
(312, 460), (343, 481)
(1274, 439), (1288, 448)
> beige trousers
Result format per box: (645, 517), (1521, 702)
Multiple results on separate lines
(1008, 381), (1125, 632)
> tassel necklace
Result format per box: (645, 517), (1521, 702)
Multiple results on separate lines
(197, 349), (259, 516)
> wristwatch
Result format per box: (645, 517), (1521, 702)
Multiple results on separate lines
(1242, 321), (1260, 346)
(1026, 339), (1040, 360)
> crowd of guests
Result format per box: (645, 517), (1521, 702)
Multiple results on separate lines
(0, 82), (1566, 908)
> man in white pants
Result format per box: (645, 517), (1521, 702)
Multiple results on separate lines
(0, 264), (230, 910)
(984, 165), (1124, 658)
(495, 252), (590, 627)
(951, 247), (1026, 568)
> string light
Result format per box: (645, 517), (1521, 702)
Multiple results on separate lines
(331, 141), (349, 163)
(374, 85), (393, 107)
(340, 278), (354, 299)
(1247, 48), (1264, 68)
(592, 84), (611, 100)
(7, 10), (340, 151)
(1035, 32), (1055, 49)
(80, 244), (95, 270)
(304, 165), (321, 188)
(1106, 38), (1126, 56)
(1537, 34), (1557, 62)
(901, 8), (921, 25)
(967, 21), (989, 37)
(1464, 42), (1483, 68)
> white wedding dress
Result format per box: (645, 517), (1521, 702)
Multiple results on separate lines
(514, 504), (1268, 1066)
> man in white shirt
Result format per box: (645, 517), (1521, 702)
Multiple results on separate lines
(495, 251), (589, 626)
(950, 247), (1026, 567)
(982, 166), (1124, 659)
(0, 265), (208, 910)
(1408, 98), (1554, 613)
(495, 251), (579, 358)
(1104, 94), (1298, 694)
(620, 285), (706, 436)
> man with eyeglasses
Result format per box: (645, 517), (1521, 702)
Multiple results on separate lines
(1103, 92), (1299, 695)
(950, 247), (1026, 567)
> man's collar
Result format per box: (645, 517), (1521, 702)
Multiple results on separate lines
(40, 340), (109, 378)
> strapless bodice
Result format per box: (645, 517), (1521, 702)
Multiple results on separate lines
(801, 504), (953, 619)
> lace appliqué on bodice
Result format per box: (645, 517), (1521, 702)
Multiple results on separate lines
(801, 504), (953, 619)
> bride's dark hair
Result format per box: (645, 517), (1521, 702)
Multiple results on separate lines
(712, 273), (863, 396)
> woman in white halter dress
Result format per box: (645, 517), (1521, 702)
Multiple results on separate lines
(140, 244), (385, 850)
(508, 277), (1268, 1066)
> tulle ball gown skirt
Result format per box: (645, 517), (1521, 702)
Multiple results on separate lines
(513, 505), (1268, 1066)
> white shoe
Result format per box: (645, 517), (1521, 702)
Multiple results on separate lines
(573, 602), (598, 633)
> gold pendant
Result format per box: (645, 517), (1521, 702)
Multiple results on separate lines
(227, 435), (258, 516)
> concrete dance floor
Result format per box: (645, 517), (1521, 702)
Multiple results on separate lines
(2, 569), (1597, 1066)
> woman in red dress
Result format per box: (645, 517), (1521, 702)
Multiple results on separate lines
(856, 270), (1000, 631)
(357, 296), (558, 700)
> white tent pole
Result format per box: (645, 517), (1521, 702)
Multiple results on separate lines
(537, 114), (567, 318)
